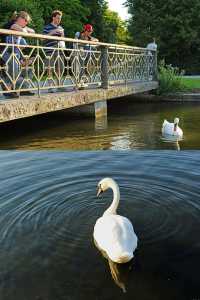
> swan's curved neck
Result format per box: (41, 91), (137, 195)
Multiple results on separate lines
(103, 181), (120, 215)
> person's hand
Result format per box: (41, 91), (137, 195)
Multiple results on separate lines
(50, 28), (61, 35)
(54, 28), (64, 36)
(22, 27), (28, 33)
(22, 27), (35, 33)
(26, 28), (35, 33)
(58, 28), (64, 36)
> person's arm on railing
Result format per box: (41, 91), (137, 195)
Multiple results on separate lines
(90, 37), (99, 42)
(24, 27), (35, 33)
(10, 23), (35, 33)
(43, 27), (64, 36)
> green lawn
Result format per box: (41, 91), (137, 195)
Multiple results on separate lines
(180, 77), (200, 90)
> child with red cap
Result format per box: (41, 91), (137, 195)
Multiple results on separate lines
(74, 24), (99, 88)
(75, 24), (98, 43)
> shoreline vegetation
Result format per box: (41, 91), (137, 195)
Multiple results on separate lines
(156, 61), (200, 96)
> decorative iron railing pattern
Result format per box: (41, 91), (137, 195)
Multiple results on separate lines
(0, 29), (157, 96)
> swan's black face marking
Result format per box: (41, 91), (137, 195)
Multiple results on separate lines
(97, 184), (103, 197)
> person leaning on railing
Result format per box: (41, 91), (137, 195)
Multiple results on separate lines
(1, 11), (35, 98)
(42, 10), (66, 92)
(74, 24), (99, 88)
(75, 24), (99, 46)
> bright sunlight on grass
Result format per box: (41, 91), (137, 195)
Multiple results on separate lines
(180, 78), (200, 90)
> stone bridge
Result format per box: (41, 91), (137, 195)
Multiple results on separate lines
(0, 29), (158, 123)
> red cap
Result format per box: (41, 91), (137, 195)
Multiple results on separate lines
(84, 24), (93, 32)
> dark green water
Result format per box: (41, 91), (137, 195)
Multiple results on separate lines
(0, 151), (200, 300)
(0, 100), (200, 150)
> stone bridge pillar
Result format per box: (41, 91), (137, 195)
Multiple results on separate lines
(94, 100), (107, 130)
(94, 100), (107, 119)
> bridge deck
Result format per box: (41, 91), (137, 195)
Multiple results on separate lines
(0, 81), (158, 123)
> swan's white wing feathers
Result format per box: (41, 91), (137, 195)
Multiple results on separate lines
(94, 214), (138, 260)
(162, 120), (183, 137)
(162, 119), (169, 127)
(162, 119), (171, 133)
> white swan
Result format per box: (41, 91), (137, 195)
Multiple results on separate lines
(162, 117), (183, 138)
(93, 178), (138, 264)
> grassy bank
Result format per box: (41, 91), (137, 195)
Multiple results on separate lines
(157, 61), (200, 95)
(180, 77), (200, 91)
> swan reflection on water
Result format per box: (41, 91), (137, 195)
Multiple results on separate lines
(108, 258), (132, 293)
(94, 238), (135, 293)
(161, 134), (182, 150)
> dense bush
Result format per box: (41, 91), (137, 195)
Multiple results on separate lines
(157, 60), (185, 95)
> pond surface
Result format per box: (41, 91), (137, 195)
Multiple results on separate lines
(0, 99), (200, 150)
(0, 151), (200, 300)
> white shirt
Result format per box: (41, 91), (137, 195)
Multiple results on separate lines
(146, 42), (157, 51)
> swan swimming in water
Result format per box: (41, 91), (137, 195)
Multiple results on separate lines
(162, 117), (183, 138)
(93, 178), (138, 264)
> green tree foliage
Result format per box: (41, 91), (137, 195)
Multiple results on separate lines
(0, 0), (43, 31)
(80, 0), (129, 43)
(126, 0), (200, 73)
(40, 0), (89, 36)
(103, 10), (130, 44)
(80, 0), (109, 41)
(116, 20), (130, 44)
(0, 0), (90, 36)
(0, 0), (129, 44)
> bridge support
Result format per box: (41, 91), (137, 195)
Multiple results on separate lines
(94, 100), (107, 119)
(65, 100), (108, 129)
(94, 100), (108, 130)
(66, 100), (107, 118)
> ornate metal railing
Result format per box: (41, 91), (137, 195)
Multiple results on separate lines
(0, 29), (157, 97)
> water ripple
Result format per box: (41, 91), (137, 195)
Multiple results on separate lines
(0, 151), (200, 299)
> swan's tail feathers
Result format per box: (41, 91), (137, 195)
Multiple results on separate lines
(117, 252), (133, 264)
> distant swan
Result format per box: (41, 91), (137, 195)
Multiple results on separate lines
(93, 178), (138, 264)
(162, 117), (183, 138)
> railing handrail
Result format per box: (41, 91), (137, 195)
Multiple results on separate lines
(0, 27), (157, 97)
(0, 28), (156, 51)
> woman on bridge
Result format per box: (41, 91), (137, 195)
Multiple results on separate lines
(1, 11), (35, 98)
